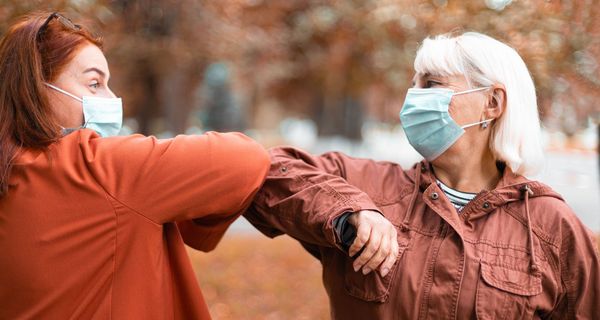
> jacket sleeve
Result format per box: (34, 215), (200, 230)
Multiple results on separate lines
(80, 130), (270, 251)
(243, 146), (382, 251)
(555, 205), (600, 318)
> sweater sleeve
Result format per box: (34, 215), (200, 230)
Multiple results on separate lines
(243, 146), (382, 251)
(79, 130), (269, 250)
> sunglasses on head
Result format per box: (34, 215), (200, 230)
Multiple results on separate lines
(36, 12), (81, 42)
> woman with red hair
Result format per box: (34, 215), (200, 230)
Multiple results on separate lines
(0, 12), (269, 319)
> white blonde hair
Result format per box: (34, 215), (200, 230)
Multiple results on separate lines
(414, 32), (544, 176)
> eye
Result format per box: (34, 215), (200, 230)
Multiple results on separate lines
(89, 81), (100, 89)
(425, 80), (442, 88)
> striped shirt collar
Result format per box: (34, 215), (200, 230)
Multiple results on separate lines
(436, 179), (477, 212)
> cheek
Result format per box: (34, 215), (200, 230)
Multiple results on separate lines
(52, 96), (83, 126)
(449, 97), (481, 121)
(69, 100), (84, 121)
(61, 97), (82, 115)
(447, 101), (466, 122)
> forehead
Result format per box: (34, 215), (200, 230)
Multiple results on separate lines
(66, 44), (109, 76)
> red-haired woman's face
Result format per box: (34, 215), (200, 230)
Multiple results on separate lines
(45, 44), (116, 128)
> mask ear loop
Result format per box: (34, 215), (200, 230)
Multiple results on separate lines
(456, 86), (494, 130)
(44, 83), (83, 102)
(45, 83), (88, 133)
(452, 86), (491, 96)
(461, 118), (494, 129)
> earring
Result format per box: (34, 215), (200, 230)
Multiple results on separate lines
(482, 119), (489, 129)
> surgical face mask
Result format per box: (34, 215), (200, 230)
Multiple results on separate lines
(399, 87), (493, 161)
(45, 83), (123, 137)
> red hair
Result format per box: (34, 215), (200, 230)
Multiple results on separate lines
(0, 11), (102, 196)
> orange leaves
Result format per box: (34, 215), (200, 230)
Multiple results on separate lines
(187, 234), (329, 319)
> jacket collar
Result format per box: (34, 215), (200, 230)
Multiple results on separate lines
(416, 160), (563, 211)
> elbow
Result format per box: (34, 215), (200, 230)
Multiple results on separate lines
(213, 131), (270, 182)
(239, 135), (270, 192)
(241, 141), (270, 203)
(221, 132), (270, 211)
(249, 140), (270, 185)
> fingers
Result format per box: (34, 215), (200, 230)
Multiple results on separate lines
(352, 232), (382, 273)
(362, 234), (389, 275)
(349, 222), (371, 257)
(378, 232), (399, 277)
(347, 210), (400, 277)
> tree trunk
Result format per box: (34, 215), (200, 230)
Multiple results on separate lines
(314, 93), (363, 141)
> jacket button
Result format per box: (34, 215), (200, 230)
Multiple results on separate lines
(431, 192), (439, 200)
(280, 166), (288, 173)
(483, 202), (490, 209)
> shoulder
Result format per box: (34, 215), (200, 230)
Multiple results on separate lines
(74, 128), (150, 147)
(73, 129), (153, 161)
(524, 180), (593, 247)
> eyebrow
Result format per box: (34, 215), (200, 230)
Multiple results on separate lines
(83, 67), (107, 78)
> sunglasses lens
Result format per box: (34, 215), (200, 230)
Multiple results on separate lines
(57, 16), (80, 30)
(37, 13), (80, 41)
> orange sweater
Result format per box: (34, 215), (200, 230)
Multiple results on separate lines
(0, 129), (269, 319)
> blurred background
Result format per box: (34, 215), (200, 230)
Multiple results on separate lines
(1, 0), (599, 318)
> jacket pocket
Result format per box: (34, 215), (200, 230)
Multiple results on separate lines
(475, 261), (542, 320)
(343, 228), (410, 303)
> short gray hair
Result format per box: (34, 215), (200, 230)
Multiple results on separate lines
(414, 32), (544, 176)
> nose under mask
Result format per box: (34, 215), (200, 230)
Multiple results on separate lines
(399, 87), (493, 161)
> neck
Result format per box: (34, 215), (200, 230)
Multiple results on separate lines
(431, 147), (501, 193)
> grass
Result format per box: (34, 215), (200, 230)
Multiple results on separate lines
(188, 234), (329, 320)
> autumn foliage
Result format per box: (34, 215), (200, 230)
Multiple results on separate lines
(189, 234), (329, 319)
(1, 0), (597, 137)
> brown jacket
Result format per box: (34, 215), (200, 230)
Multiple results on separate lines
(245, 147), (600, 319)
(0, 129), (269, 319)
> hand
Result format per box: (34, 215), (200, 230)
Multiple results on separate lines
(347, 210), (399, 277)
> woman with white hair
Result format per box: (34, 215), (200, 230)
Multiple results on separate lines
(245, 32), (599, 319)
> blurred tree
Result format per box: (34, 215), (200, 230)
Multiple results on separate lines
(199, 0), (599, 140)
(104, 0), (207, 135)
(0, 0), (598, 142)
(199, 62), (246, 131)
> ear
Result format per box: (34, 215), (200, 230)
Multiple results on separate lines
(484, 84), (506, 120)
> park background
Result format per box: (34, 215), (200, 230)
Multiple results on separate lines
(1, 0), (599, 319)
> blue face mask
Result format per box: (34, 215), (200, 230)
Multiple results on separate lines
(45, 83), (123, 137)
(399, 87), (492, 161)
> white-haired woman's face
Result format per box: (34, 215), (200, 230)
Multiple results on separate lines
(411, 73), (490, 129)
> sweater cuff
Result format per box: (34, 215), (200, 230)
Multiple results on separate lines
(323, 199), (382, 252)
(333, 212), (354, 251)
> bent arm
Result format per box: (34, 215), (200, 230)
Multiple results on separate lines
(244, 146), (381, 250)
(83, 131), (270, 251)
